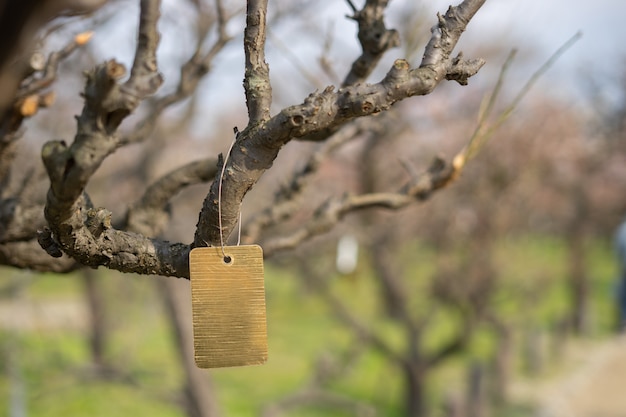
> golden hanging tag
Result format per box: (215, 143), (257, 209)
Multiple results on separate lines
(189, 244), (268, 368)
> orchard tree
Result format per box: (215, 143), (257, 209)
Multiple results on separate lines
(2, 2), (591, 417)
(0, 0), (488, 276)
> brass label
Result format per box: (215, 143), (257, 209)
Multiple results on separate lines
(190, 245), (268, 368)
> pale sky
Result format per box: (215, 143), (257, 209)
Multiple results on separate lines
(77, 0), (626, 129)
(262, 0), (626, 113)
(429, 0), (625, 102)
(468, 1), (623, 69)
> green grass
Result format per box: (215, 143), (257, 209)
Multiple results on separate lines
(0, 234), (620, 416)
(0, 328), (182, 417)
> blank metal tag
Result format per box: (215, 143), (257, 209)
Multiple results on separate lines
(189, 245), (268, 368)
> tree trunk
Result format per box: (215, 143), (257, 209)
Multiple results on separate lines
(403, 362), (426, 417)
(567, 186), (590, 336)
(489, 324), (512, 406)
(82, 269), (108, 370)
(523, 326), (545, 376)
(568, 232), (588, 335)
(157, 278), (220, 417)
(466, 361), (485, 417)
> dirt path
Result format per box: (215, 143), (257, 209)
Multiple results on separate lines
(513, 335), (626, 417)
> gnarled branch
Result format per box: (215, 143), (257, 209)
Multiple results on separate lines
(32, 0), (487, 278)
(195, 0), (485, 247)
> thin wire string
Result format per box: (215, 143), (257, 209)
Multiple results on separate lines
(218, 129), (242, 258)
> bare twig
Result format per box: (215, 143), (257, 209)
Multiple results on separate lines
(0, 0), (105, 116)
(264, 25), (580, 256)
(1, 31), (92, 165)
(345, 0), (358, 14)
(263, 155), (456, 256)
(458, 31), (582, 165)
(120, 1), (233, 146)
(19, 32), (93, 98)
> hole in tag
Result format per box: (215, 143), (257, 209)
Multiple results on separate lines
(223, 255), (232, 264)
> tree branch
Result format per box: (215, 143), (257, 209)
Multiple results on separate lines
(297, 0), (484, 143)
(29, 0), (486, 278)
(0, 32), (93, 272)
(39, 0), (187, 276)
(0, 0), (105, 117)
(243, 0), (272, 123)
(298, 258), (402, 363)
(18, 32), (93, 98)
(125, 158), (218, 236)
(0, 240), (78, 272)
(420, 0), (485, 73)
(120, 0), (233, 146)
(263, 155), (457, 256)
(125, 0), (163, 96)
(425, 323), (473, 368)
(0, 202), (46, 243)
(242, 119), (373, 244)
(1, 33), (92, 186)
(343, 0), (400, 86)
(43, 0), (162, 203)
(194, 0), (485, 247)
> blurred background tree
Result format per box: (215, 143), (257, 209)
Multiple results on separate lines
(1, 1), (626, 417)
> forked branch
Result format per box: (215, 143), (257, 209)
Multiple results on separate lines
(194, 0), (486, 249)
(33, 0), (487, 278)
